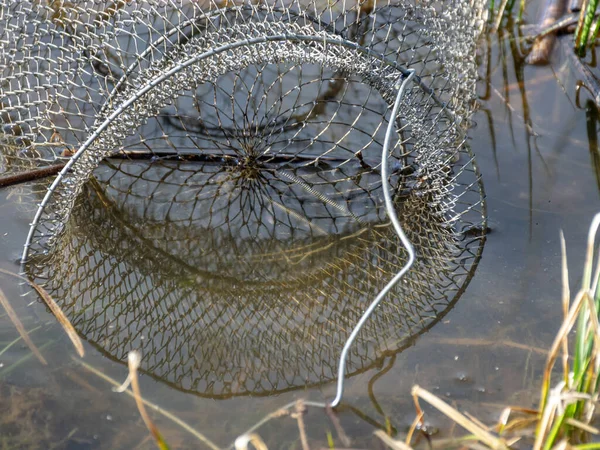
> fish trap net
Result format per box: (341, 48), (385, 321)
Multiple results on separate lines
(0, 0), (487, 403)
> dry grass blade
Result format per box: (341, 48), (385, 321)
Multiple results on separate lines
(497, 408), (512, 435)
(0, 268), (84, 357)
(427, 436), (483, 449)
(26, 278), (84, 358)
(294, 400), (310, 450)
(405, 410), (423, 446)
(374, 430), (414, 450)
(411, 386), (508, 450)
(0, 286), (47, 365)
(561, 231), (570, 383)
(582, 214), (600, 291)
(493, 0), (511, 31)
(497, 413), (538, 435)
(75, 357), (220, 450)
(551, 439), (568, 450)
(465, 412), (492, 431)
(564, 418), (599, 434)
(431, 337), (549, 356)
(539, 289), (587, 413)
(127, 351), (170, 450)
(534, 383), (561, 450)
(496, 407), (539, 435)
(235, 433), (269, 450)
(227, 404), (299, 449)
(584, 293), (600, 350)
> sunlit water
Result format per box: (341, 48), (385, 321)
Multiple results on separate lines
(1, 9), (600, 450)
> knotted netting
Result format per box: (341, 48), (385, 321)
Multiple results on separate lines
(0, 0), (487, 403)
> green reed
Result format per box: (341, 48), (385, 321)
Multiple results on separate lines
(533, 215), (600, 448)
(575, 0), (600, 54)
(394, 215), (600, 450)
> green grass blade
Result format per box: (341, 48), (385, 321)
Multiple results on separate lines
(543, 411), (566, 450)
(577, 1), (600, 62)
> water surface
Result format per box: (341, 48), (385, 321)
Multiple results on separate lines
(0, 10), (599, 450)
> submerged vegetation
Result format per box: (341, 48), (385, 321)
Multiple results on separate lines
(492, 0), (600, 62)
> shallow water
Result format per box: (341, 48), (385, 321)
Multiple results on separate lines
(1, 9), (600, 450)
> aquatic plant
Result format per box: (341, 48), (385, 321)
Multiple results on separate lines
(574, 0), (600, 53)
(375, 213), (600, 449)
(533, 214), (600, 448)
(491, 0), (600, 56)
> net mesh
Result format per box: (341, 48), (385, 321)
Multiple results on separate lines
(0, 0), (487, 398)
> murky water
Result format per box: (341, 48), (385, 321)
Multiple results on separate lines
(1, 5), (600, 449)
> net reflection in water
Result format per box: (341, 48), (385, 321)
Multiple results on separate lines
(25, 154), (484, 398)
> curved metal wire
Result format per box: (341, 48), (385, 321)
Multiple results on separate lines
(330, 69), (415, 408)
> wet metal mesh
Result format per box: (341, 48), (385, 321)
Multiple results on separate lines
(0, 1), (487, 399)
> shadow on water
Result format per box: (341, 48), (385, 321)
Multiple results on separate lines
(2, 3), (600, 449)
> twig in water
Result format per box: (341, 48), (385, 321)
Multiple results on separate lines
(523, 13), (594, 42)
(0, 268), (84, 357)
(0, 286), (47, 365)
(527, 0), (567, 64)
(325, 405), (351, 447)
(0, 164), (66, 188)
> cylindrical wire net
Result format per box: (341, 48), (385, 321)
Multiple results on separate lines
(0, 0), (487, 398)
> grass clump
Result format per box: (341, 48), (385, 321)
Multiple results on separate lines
(574, 0), (600, 53)
(534, 215), (600, 448)
(374, 213), (600, 450)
